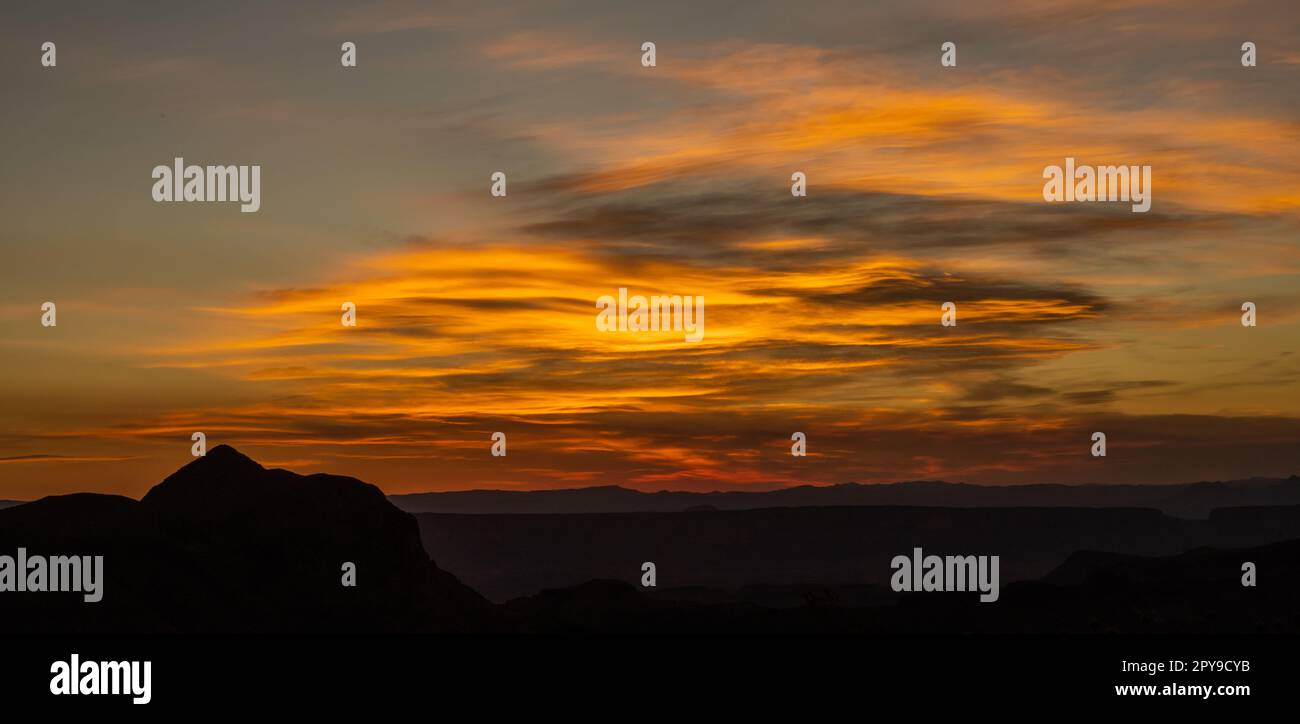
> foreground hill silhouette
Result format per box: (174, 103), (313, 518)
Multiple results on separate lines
(0, 446), (497, 633)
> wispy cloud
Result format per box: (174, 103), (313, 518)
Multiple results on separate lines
(2, 0), (1298, 496)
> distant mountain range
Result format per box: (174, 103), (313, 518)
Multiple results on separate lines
(391, 476), (1300, 518)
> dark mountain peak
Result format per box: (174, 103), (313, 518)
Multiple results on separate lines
(140, 444), (269, 515)
(140, 445), (407, 524)
(186, 444), (263, 475)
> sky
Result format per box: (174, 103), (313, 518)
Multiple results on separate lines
(2, 0), (1299, 499)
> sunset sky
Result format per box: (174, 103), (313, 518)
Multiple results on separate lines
(2, 0), (1299, 499)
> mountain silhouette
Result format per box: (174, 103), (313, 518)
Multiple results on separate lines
(0, 445), (498, 633)
(391, 476), (1300, 518)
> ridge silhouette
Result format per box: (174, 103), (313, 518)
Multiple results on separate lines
(0, 445), (499, 633)
(390, 476), (1300, 518)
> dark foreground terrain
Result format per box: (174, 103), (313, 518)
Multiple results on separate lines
(415, 505), (1300, 601)
(1, 446), (1295, 634)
